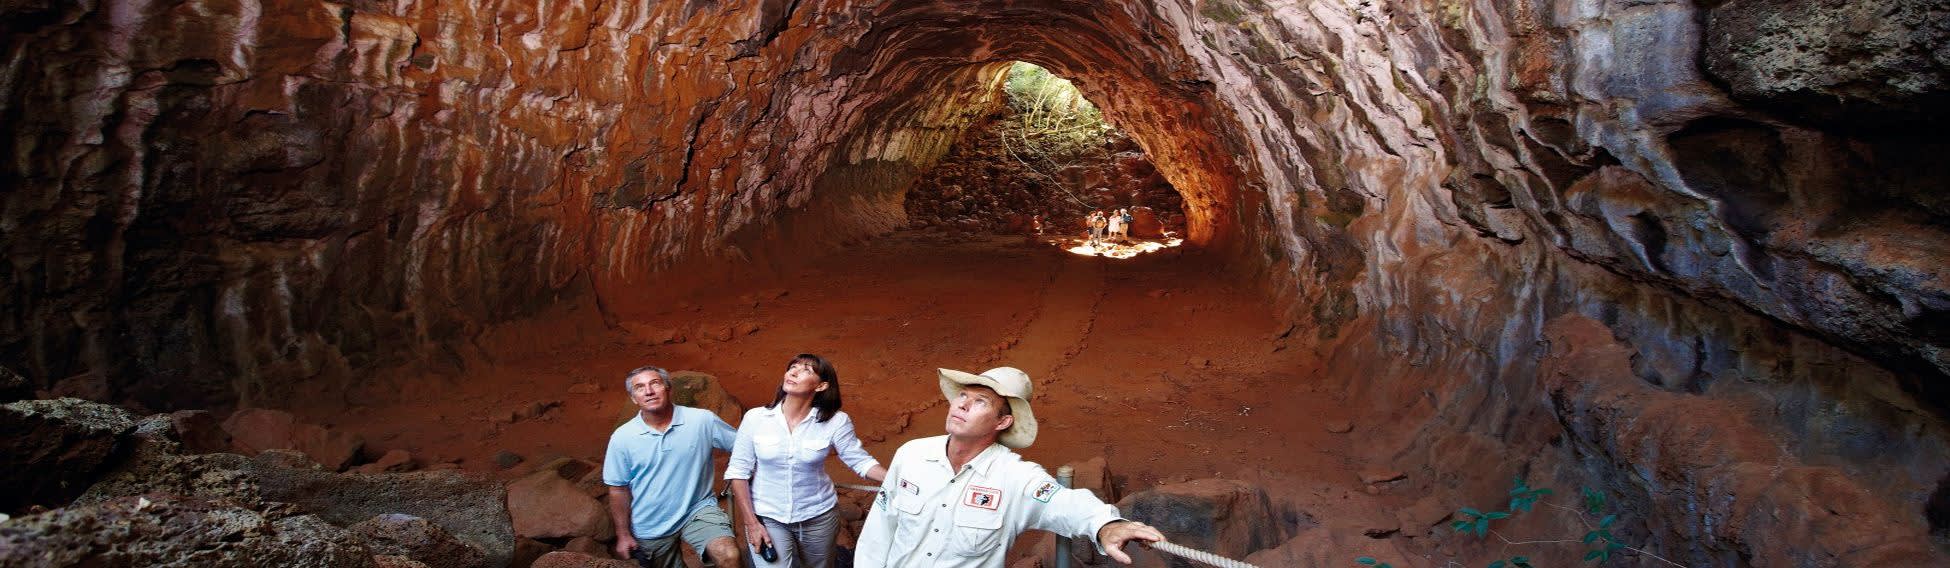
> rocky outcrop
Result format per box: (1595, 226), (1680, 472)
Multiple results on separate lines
(0, 495), (377, 568)
(904, 110), (1187, 237)
(0, 398), (136, 512)
(1116, 480), (1292, 566)
(667, 370), (744, 422)
(349, 514), (491, 568)
(506, 465), (611, 541)
(254, 467), (514, 568)
(225, 408), (368, 471)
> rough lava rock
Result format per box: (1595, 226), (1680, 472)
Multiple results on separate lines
(0, 398), (136, 512)
(0, 495), (377, 568)
(349, 513), (490, 568)
(1115, 479), (1291, 566)
(254, 467), (515, 568)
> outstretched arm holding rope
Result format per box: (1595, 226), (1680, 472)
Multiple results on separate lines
(1095, 520), (1167, 564)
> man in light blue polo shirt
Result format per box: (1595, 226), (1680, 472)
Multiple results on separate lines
(604, 365), (741, 568)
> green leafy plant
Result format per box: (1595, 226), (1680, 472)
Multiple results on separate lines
(1360, 477), (1682, 567)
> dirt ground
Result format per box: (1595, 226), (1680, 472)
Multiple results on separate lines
(304, 231), (1392, 560)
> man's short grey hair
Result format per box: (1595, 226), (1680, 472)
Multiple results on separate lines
(625, 365), (670, 391)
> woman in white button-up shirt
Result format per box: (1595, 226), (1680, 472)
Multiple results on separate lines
(727, 354), (887, 567)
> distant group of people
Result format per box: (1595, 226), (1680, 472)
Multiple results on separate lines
(605, 356), (1164, 568)
(1086, 208), (1134, 245)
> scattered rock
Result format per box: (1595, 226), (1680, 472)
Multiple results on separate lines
(1324, 420), (1353, 434)
(1362, 524), (1399, 538)
(737, 322), (761, 336)
(1, 397), (137, 511)
(712, 326), (735, 342)
(666, 371), (744, 421)
(507, 466), (612, 539)
(518, 400), (562, 421)
(568, 382), (601, 395)
(292, 423), (368, 471)
(1147, 288), (1170, 298)
(350, 513), (490, 568)
(352, 449), (416, 474)
(512, 537), (556, 568)
(253, 467), (514, 568)
(1358, 470), (1406, 485)
(562, 536), (610, 557)
(1118, 479), (1289, 563)
(530, 550), (635, 568)
(170, 409), (234, 453)
(494, 451), (526, 470)
(224, 408), (366, 471)
(619, 323), (685, 345)
(0, 495), (377, 567)
(227, 407), (301, 452)
(1394, 495), (1451, 536)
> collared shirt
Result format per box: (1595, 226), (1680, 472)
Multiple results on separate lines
(855, 435), (1122, 568)
(724, 406), (881, 523)
(602, 406), (737, 539)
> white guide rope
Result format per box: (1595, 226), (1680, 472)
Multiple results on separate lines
(833, 483), (1262, 568)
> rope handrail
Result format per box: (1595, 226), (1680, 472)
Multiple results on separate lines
(833, 483), (1263, 568)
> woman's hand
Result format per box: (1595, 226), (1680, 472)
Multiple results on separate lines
(744, 517), (772, 552)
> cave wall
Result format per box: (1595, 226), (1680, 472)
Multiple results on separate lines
(4, 0), (1948, 562)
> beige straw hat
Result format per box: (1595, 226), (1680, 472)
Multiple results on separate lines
(937, 366), (1039, 449)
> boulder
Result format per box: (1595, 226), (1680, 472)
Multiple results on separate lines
(666, 371), (743, 421)
(1116, 480), (1289, 566)
(350, 513), (490, 568)
(562, 536), (610, 557)
(0, 398), (136, 512)
(0, 495), (376, 567)
(224, 408), (367, 471)
(78, 432), (267, 507)
(171, 409), (235, 454)
(530, 551), (635, 568)
(352, 449), (416, 474)
(226, 407), (302, 454)
(507, 466), (612, 539)
(255, 466), (514, 568)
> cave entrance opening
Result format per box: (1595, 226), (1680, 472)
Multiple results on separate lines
(903, 61), (1187, 259)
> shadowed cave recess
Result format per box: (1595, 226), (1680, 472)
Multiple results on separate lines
(3, 0), (1949, 566)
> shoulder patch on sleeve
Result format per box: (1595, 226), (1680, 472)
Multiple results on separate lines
(1030, 480), (1059, 503)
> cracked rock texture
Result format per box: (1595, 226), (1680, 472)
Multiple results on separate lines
(3, 0), (1948, 563)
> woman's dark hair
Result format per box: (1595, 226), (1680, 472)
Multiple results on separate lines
(768, 354), (842, 422)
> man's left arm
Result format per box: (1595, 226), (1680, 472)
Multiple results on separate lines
(708, 413), (737, 452)
(1018, 469), (1165, 565)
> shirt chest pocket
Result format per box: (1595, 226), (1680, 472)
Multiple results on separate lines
(754, 435), (783, 460)
(949, 508), (1004, 557)
(799, 438), (829, 459)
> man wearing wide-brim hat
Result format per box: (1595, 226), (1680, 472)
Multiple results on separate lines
(855, 366), (1165, 567)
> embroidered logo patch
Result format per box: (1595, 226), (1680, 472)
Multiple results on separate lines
(964, 486), (1002, 510)
(898, 478), (920, 496)
(1031, 481), (1059, 503)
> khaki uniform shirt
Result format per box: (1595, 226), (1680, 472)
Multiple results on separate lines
(855, 436), (1122, 567)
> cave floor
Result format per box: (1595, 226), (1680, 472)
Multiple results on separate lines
(301, 232), (1407, 550)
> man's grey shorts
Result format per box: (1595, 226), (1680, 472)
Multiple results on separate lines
(631, 502), (735, 568)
